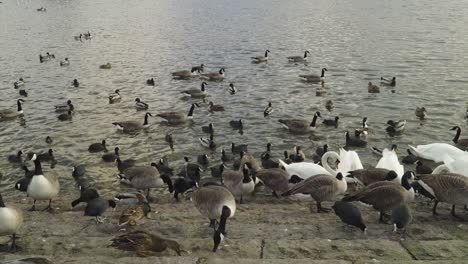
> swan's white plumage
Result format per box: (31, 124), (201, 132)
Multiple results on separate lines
(409, 143), (465, 163)
(376, 148), (404, 180)
(278, 159), (330, 179)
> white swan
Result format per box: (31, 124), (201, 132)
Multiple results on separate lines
(432, 154), (468, 176)
(278, 160), (330, 179)
(409, 143), (465, 163)
(321, 148), (363, 177)
(376, 147), (404, 181)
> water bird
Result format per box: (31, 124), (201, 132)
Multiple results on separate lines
(13, 78), (24, 89)
(251, 50), (270, 63)
(7, 151), (23, 164)
(55, 100), (74, 113)
(110, 231), (182, 257)
(0, 194), (23, 252)
(450, 126), (468, 150)
(299, 68), (328, 83)
(345, 131), (367, 147)
(415, 107), (427, 119)
(391, 204), (412, 234)
(408, 143), (464, 163)
(229, 119), (243, 129)
(354, 117), (369, 137)
(199, 134), (216, 149)
(37, 7), (46, 11)
(222, 164), (255, 203)
(202, 123), (214, 134)
(165, 133), (174, 151)
(172, 68), (199, 78)
(102, 147), (120, 162)
(332, 201), (366, 233)
(287, 50), (309, 62)
(209, 102), (225, 112)
(255, 168), (292, 197)
(201, 68), (225, 81)
(402, 149), (418, 164)
(26, 154), (60, 211)
(109, 89), (121, 104)
(73, 79), (79, 87)
(118, 202), (152, 226)
(112, 112), (152, 133)
(231, 143), (248, 153)
(197, 154), (210, 167)
(88, 140), (107, 153)
(228, 83), (237, 95)
(135, 98), (149, 110)
(71, 187), (99, 208)
(278, 111), (321, 133)
(181, 82), (208, 98)
(386, 120), (406, 133)
(416, 160), (433, 174)
(221, 149), (232, 162)
(368, 82), (380, 93)
(381, 76), (396, 86)
(57, 110), (73, 121)
(37, 149), (55, 162)
(45, 136), (53, 145)
(116, 157), (136, 172)
(192, 64), (205, 73)
(0, 99), (25, 120)
(263, 102), (273, 117)
(323, 116), (339, 128)
(99, 63), (112, 69)
(114, 192), (148, 205)
(19, 89), (27, 97)
(347, 168), (392, 186)
(146, 78), (155, 86)
(84, 196), (116, 223)
(157, 103), (198, 124)
(59, 58), (69, 66)
(325, 100), (334, 111)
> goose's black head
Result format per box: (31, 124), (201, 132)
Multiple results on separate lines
(336, 173), (344, 180)
(450, 126), (460, 131)
(385, 170), (398, 181)
(315, 111), (321, 118)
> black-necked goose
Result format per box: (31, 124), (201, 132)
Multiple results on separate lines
(287, 50), (310, 63)
(102, 147), (119, 162)
(0, 99), (25, 120)
(368, 82), (380, 93)
(255, 168), (291, 197)
(345, 131), (367, 147)
(37, 149), (55, 162)
(19, 89), (27, 97)
(157, 103), (198, 124)
(450, 126), (468, 150)
(109, 89), (121, 104)
(263, 102), (273, 117)
(415, 160), (433, 174)
(229, 119), (243, 129)
(112, 112), (152, 133)
(202, 68), (225, 81)
(209, 102), (225, 112)
(55, 100), (74, 113)
(386, 120), (406, 133)
(381, 76), (396, 86)
(8, 151), (23, 164)
(222, 164), (255, 204)
(135, 98), (149, 110)
(0, 194), (23, 251)
(199, 134), (216, 149)
(172, 67), (199, 78)
(181, 82), (208, 98)
(299, 68), (328, 83)
(27, 154), (60, 211)
(332, 201), (367, 233)
(13, 78), (24, 89)
(146, 78), (155, 86)
(192, 64), (205, 73)
(100, 63), (112, 69)
(84, 196), (116, 223)
(197, 154), (210, 167)
(228, 83), (237, 95)
(252, 50), (270, 63)
(57, 110), (73, 121)
(323, 116), (339, 128)
(202, 123), (215, 134)
(415, 107), (427, 119)
(73, 79), (79, 87)
(59, 58), (69, 66)
(88, 140), (107, 153)
(347, 168), (392, 186)
(278, 111), (321, 133)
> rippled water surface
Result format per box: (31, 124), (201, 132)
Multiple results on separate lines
(1, 0), (468, 195)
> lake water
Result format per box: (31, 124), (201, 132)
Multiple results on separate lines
(1, 0), (468, 196)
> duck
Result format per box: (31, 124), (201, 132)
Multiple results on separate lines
(381, 76), (396, 86)
(116, 157), (137, 172)
(99, 63), (112, 69)
(415, 160), (433, 174)
(408, 143), (465, 163)
(354, 117), (369, 137)
(171, 68), (199, 78)
(0, 99), (25, 120)
(209, 102), (225, 112)
(261, 153), (279, 169)
(414, 173), (468, 218)
(202, 123), (215, 134)
(282, 173), (347, 213)
(221, 149), (232, 163)
(260, 143), (273, 160)
(45, 136), (53, 145)
(391, 204), (412, 234)
(386, 120), (406, 133)
(251, 50), (270, 63)
(228, 83), (237, 95)
(37, 149), (55, 162)
(13, 78), (24, 89)
(263, 102), (273, 117)
(287, 50), (310, 63)
(118, 163), (173, 200)
(325, 100), (334, 111)
(72, 79), (79, 87)
(181, 82), (208, 98)
(157, 103), (198, 124)
(118, 202), (152, 226)
(222, 164), (255, 203)
(111, 231), (182, 256)
(19, 89), (28, 97)
(84, 196), (117, 223)
(109, 89), (121, 104)
(229, 119), (243, 129)
(192, 184), (236, 252)
(415, 107), (427, 119)
(146, 78), (155, 86)
(71, 187), (99, 208)
(347, 168), (392, 186)
(332, 201), (366, 233)
(37, 7), (46, 11)
(289, 146), (306, 162)
(278, 111), (321, 134)
(8, 151), (23, 164)
(0, 194), (23, 252)
(114, 192), (148, 205)
(74, 34), (83, 40)
(55, 100), (74, 113)
(450, 126), (468, 150)
(199, 134), (216, 149)
(165, 133), (174, 151)
(59, 58), (69, 66)
(368, 82), (380, 93)
(57, 110), (73, 121)
(322, 116), (339, 128)
(83, 31), (91, 39)
(197, 154), (210, 167)
(88, 140), (107, 153)
(375, 145), (404, 179)
(135, 98), (149, 110)
(299, 68), (328, 83)
(255, 168), (293, 197)
(26, 154), (60, 211)
(113, 112), (152, 133)
(201, 68), (225, 81)
(345, 131), (367, 147)
(231, 143), (248, 154)
(178, 157), (202, 183)
(102, 147), (120, 162)
(192, 64), (205, 73)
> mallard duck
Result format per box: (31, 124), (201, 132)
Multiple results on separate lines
(201, 68), (225, 81)
(368, 82), (380, 93)
(325, 100), (334, 111)
(135, 98), (149, 110)
(228, 83), (237, 95)
(287, 50), (310, 62)
(263, 102), (273, 117)
(386, 120), (406, 133)
(199, 134), (216, 149)
(119, 203), (152, 226)
(146, 78), (155, 86)
(114, 192), (148, 205)
(59, 58), (69, 66)
(88, 140), (107, 153)
(109, 89), (121, 104)
(57, 110), (73, 121)
(13, 78), (24, 89)
(55, 100), (74, 113)
(354, 117), (369, 137)
(110, 231), (182, 257)
(299, 68), (328, 83)
(0, 99), (25, 120)
(99, 63), (112, 69)
(0, 194), (23, 252)
(415, 107), (427, 119)
(209, 102), (225, 112)
(157, 103), (198, 124)
(278, 111), (321, 134)
(181, 82), (208, 98)
(381, 76), (396, 86)
(171, 68), (199, 78)
(113, 112), (152, 133)
(251, 50), (270, 63)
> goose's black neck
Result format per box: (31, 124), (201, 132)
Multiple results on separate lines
(218, 206), (231, 233)
(264, 50), (269, 57)
(201, 83), (206, 91)
(17, 100), (22, 112)
(310, 115), (318, 127)
(33, 158), (44, 175)
(242, 167), (251, 183)
(453, 127), (461, 144)
(0, 194), (5, 207)
(401, 173), (411, 190)
(303, 51), (308, 58)
(143, 113), (150, 125)
(321, 68), (326, 78)
(187, 104), (196, 117)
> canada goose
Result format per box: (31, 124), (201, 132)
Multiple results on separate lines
(37, 149), (55, 162)
(99, 63), (112, 69)
(416, 160), (433, 174)
(323, 116), (339, 128)
(263, 102), (273, 117)
(0, 194), (23, 251)
(255, 168), (291, 197)
(386, 120), (406, 133)
(201, 68), (225, 81)
(146, 78), (155, 86)
(354, 117), (369, 137)
(381, 76), (396, 86)
(171, 67), (199, 78)
(102, 147), (119, 162)
(0, 99), (25, 120)
(209, 102), (225, 112)
(415, 107), (427, 119)
(84, 197), (116, 223)
(376, 145), (404, 179)
(232, 151), (244, 171)
(13, 78), (24, 89)
(192, 64), (205, 73)
(113, 112), (152, 133)
(260, 143), (273, 160)
(261, 153), (279, 169)
(345, 131), (367, 147)
(15, 165), (34, 192)
(165, 133), (174, 151)
(239, 152), (262, 173)
(391, 204), (412, 234)
(325, 100), (334, 111)
(135, 98), (149, 110)
(157, 103), (198, 124)
(55, 100), (74, 113)
(368, 82), (380, 93)
(71, 187), (99, 208)
(114, 192), (148, 205)
(116, 157), (136, 172)
(315, 144), (329, 158)
(73, 79), (79, 87)
(59, 58), (69, 66)
(408, 143), (464, 163)
(199, 134), (216, 149)
(109, 89), (121, 104)
(342, 171), (414, 222)
(231, 143), (248, 153)
(154, 158), (173, 177)
(88, 140), (107, 153)
(181, 82), (208, 98)
(197, 154), (210, 166)
(347, 168), (392, 186)
(19, 89), (28, 97)
(27, 154), (60, 211)
(192, 184), (236, 252)
(229, 119), (243, 129)
(228, 83), (237, 95)
(402, 149), (418, 164)
(287, 50), (310, 62)
(118, 163), (174, 199)
(252, 50), (270, 63)
(221, 149), (232, 162)
(57, 110), (72, 121)
(282, 173), (347, 213)
(450, 126), (468, 150)
(299, 68), (328, 83)
(173, 177), (197, 201)
(332, 201), (366, 233)
(8, 151), (23, 164)
(118, 202), (151, 226)
(111, 231), (182, 256)
(222, 164), (254, 203)
(278, 111), (321, 133)
(414, 173), (468, 218)
(202, 123), (215, 134)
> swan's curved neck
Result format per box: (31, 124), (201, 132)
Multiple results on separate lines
(321, 151), (339, 175)
(432, 164), (449, 174)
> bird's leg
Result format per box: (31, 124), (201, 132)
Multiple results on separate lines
(209, 219), (217, 230)
(96, 216), (105, 224)
(42, 199), (53, 212)
(9, 233), (20, 252)
(432, 200), (440, 216)
(379, 212), (390, 224)
(29, 200), (37, 211)
(174, 192), (180, 202)
(317, 202), (331, 213)
(239, 195), (244, 204)
(272, 191), (279, 199)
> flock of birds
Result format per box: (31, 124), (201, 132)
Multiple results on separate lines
(2, 27), (468, 262)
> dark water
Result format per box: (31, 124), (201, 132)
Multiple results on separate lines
(1, 0), (468, 195)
